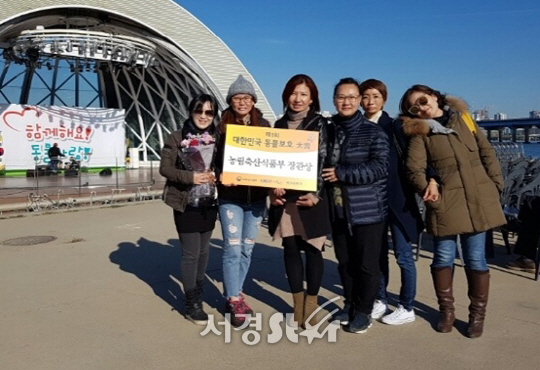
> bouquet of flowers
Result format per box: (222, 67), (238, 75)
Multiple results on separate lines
(179, 132), (217, 207)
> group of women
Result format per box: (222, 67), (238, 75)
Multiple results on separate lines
(159, 73), (506, 339)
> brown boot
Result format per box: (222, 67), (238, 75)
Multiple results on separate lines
(303, 295), (319, 328)
(291, 292), (304, 327)
(465, 269), (490, 339)
(431, 266), (455, 333)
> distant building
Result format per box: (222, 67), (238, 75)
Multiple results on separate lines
(494, 112), (507, 120)
(473, 109), (489, 121)
(530, 111), (540, 118)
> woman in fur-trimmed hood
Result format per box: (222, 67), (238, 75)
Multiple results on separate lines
(399, 84), (505, 339)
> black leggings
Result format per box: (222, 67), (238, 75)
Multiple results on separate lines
(178, 231), (212, 291)
(283, 236), (323, 296)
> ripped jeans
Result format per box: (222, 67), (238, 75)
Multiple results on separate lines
(219, 200), (265, 299)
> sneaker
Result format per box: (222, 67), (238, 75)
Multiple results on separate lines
(506, 256), (535, 273)
(334, 302), (353, 325)
(347, 312), (372, 334)
(239, 292), (254, 315)
(381, 305), (416, 325)
(371, 299), (388, 320)
(225, 299), (246, 327)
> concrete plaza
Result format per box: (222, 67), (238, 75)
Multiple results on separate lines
(0, 201), (539, 370)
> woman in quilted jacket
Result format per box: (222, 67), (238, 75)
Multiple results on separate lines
(399, 84), (506, 338)
(322, 77), (389, 334)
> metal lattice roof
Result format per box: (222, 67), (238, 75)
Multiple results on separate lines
(0, 0), (276, 121)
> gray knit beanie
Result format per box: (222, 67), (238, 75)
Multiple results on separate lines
(226, 75), (258, 104)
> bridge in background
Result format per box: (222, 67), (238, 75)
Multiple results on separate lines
(477, 118), (540, 142)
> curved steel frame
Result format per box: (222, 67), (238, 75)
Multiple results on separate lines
(0, 1), (276, 164)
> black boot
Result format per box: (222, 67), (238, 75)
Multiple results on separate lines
(185, 287), (208, 326)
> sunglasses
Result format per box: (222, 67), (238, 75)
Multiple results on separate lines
(408, 95), (429, 116)
(193, 109), (215, 116)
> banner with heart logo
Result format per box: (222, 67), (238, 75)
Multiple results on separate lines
(0, 104), (125, 171)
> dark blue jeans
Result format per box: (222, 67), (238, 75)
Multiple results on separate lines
(432, 232), (488, 271)
(378, 222), (417, 311)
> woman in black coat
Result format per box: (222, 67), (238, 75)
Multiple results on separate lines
(268, 74), (331, 328)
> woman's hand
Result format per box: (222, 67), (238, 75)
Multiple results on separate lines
(296, 195), (315, 207)
(423, 180), (440, 202)
(269, 191), (286, 206)
(322, 167), (339, 182)
(207, 171), (216, 184)
(273, 188), (286, 197)
(193, 172), (210, 185)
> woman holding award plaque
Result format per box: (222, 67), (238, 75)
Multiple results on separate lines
(216, 75), (270, 327)
(160, 93), (220, 326)
(268, 74), (331, 329)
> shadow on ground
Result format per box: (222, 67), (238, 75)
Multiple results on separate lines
(109, 231), (527, 335)
(108, 235), (348, 318)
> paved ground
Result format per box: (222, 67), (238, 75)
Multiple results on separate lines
(1, 201), (539, 370)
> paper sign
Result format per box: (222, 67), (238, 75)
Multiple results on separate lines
(222, 125), (319, 191)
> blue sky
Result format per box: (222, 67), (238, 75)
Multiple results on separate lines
(176, 0), (540, 118)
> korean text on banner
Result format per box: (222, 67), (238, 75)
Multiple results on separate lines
(0, 104), (125, 170)
(222, 125), (319, 191)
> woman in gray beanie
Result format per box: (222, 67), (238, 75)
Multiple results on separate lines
(215, 75), (270, 327)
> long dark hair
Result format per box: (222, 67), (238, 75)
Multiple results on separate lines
(399, 84), (448, 117)
(281, 74), (320, 112)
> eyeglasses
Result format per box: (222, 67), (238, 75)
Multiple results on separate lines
(231, 95), (253, 103)
(408, 95), (429, 116)
(193, 109), (215, 116)
(334, 95), (359, 103)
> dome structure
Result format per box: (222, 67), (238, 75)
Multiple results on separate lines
(0, 1), (275, 163)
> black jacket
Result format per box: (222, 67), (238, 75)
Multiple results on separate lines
(378, 112), (423, 243)
(267, 109), (332, 239)
(327, 111), (389, 226)
(48, 146), (64, 158)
